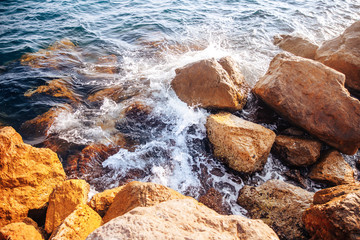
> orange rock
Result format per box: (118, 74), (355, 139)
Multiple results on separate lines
(273, 34), (318, 59)
(49, 204), (102, 240)
(94, 55), (118, 74)
(206, 112), (276, 173)
(103, 181), (189, 223)
(88, 186), (124, 217)
(87, 86), (124, 103)
(0, 218), (45, 240)
(0, 127), (66, 227)
(45, 179), (90, 234)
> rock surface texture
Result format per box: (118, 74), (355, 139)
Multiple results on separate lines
(0, 127), (66, 227)
(0, 218), (45, 240)
(171, 56), (249, 111)
(273, 34), (318, 59)
(206, 112), (276, 173)
(315, 21), (360, 92)
(238, 180), (314, 240)
(87, 199), (279, 240)
(88, 186), (124, 217)
(303, 183), (360, 240)
(253, 53), (360, 155)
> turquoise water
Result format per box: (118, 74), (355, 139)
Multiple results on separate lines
(1, 0), (359, 214)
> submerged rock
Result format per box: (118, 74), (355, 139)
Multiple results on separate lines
(88, 186), (124, 217)
(198, 188), (230, 215)
(206, 112), (276, 174)
(0, 218), (45, 240)
(0, 127), (66, 227)
(171, 56), (249, 111)
(87, 199), (280, 240)
(238, 180), (314, 240)
(253, 53), (360, 155)
(315, 21), (360, 92)
(303, 183), (360, 240)
(93, 55), (118, 74)
(273, 34), (318, 59)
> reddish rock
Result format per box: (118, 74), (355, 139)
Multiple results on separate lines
(253, 53), (360, 155)
(88, 186), (124, 217)
(273, 34), (318, 59)
(0, 218), (45, 240)
(198, 188), (230, 215)
(94, 55), (118, 74)
(171, 57), (249, 111)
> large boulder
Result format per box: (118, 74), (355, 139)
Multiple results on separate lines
(253, 53), (360, 155)
(0, 218), (45, 240)
(103, 181), (188, 223)
(272, 135), (322, 167)
(206, 112), (276, 173)
(45, 179), (90, 234)
(87, 199), (279, 240)
(303, 183), (360, 240)
(171, 56), (249, 111)
(237, 180), (314, 240)
(273, 34), (318, 59)
(88, 186), (124, 217)
(0, 127), (66, 227)
(315, 21), (360, 92)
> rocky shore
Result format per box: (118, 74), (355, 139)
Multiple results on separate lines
(1, 20), (360, 239)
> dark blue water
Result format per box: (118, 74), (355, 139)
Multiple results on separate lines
(1, 0), (359, 214)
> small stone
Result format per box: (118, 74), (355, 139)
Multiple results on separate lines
(88, 186), (124, 217)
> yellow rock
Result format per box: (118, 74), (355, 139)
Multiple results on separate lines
(88, 186), (124, 217)
(0, 218), (45, 240)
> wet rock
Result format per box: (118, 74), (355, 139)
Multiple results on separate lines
(0, 218), (45, 240)
(87, 86), (124, 103)
(273, 135), (322, 167)
(198, 188), (230, 215)
(273, 34), (318, 59)
(93, 55), (118, 74)
(303, 183), (360, 240)
(284, 169), (308, 188)
(238, 180), (314, 240)
(0, 127), (66, 227)
(315, 21), (360, 92)
(253, 53), (360, 155)
(45, 179), (90, 234)
(88, 186), (124, 217)
(87, 198), (280, 240)
(49, 204), (102, 240)
(206, 112), (276, 173)
(24, 79), (80, 103)
(171, 56), (249, 111)
(103, 181), (189, 223)
(309, 150), (355, 185)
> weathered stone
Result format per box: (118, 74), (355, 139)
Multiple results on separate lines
(0, 218), (45, 240)
(171, 57), (249, 111)
(87, 199), (279, 240)
(45, 179), (90, 234)
(103, 181), (188, 223)
(206, 112), (276, 173)
(315, 21), (360, 92)
(88, 186), (124, 217)
(198, 188), (229, 215)
(273, 34), (318, 59)
(273, 135), (322, 166)
(0, 127), (66, 227)
(50, 204), (102, 240)
(309, 150), (355, 185)
(303, 183), (360, 240)
(238, 180), (314, 240)
(253, 53), (360, 155)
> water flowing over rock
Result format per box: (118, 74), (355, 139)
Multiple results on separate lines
(87, 199), (280, 240)
(309, 150), (355, 185)
(103, 181), (188, 223)
(303, 183), (360, 240)
(45, 179), (90, 234)
(206, 112), (276, 173)
(237, 180), (314, 240)
(273, 34), (318, 59)
(171, 56), (249, 111)
(272, 135), (322, 167)
(198, 188), (230, 215)
(315, 21), (360, 93)
(88, 186), (124, 217)
(50, 204), (102, 240)
(0, 127), (66, 227)
(0, 218), (45, 240)
(253, 53), (360, 155)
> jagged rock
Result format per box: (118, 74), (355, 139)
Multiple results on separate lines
(50, 204), (102, 240)
(206, 112), (276, 173)
(315, 21), (360, 92)
(253, 53), (360, 155)
(0, 127), (66, 227)
(87, 199), (279, 240)
(0, 218), (45, 240)
(273, 34), (318, 59)
(88, 186), (124, 217)
(273, 135), (322, 166)
(238, 180), (314, 240)
(303, 183), (360, 240)
(103, 181), (189, 223)
(171, 56), (249, 111)
(198, 188), (229, 215)
(45, 179), (90, 234)
(309, 150), (355, 185)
